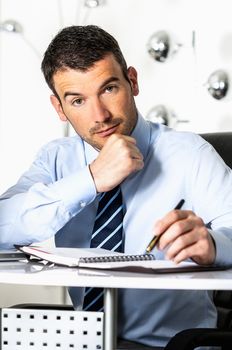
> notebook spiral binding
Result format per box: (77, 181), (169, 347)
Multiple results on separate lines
(79, 254), (155, 264)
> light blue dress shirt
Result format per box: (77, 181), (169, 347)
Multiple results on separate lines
(1, 113), (232, 347)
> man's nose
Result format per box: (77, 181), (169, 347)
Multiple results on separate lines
(91, 98), (110, 122)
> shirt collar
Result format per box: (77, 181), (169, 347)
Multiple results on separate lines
(130, 111), (151, 160)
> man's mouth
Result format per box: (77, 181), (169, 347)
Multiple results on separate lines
(95, 124), (120, 137)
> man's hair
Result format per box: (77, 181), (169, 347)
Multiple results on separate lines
(41, 25), (129, 95)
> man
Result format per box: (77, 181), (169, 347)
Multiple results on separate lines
(0, 25), (232, 348)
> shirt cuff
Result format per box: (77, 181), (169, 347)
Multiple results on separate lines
(50, 165), (97, 216)
(210, 228), (232, 266)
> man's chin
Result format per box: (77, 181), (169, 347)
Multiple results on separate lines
(87, 132), (118, 149)
(85, 124), (129, 149)
(84, 137), (105, 151)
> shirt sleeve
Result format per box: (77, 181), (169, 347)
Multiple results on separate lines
(0, 147), (97, 248)
(188, 138), (232, 266)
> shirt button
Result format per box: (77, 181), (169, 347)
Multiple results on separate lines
(80, 200), (86, 208)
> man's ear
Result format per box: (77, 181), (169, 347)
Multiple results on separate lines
(50, 95), (67, 122)
(127, 66), (139, 96)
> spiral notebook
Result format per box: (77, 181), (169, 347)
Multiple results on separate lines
(16, 245), (155, 268)
(16, 245), (226, 273)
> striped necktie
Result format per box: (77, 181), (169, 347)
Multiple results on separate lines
(83, 185), (124, 311)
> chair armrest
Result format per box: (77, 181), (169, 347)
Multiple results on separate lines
(164, 328), (232, 350)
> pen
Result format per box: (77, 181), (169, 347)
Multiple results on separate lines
(145, 199), (185, 253)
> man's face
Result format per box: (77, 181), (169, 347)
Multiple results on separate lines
(50, 54), (139, 149)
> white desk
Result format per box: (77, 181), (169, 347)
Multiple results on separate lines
(0, 261), (232, 350)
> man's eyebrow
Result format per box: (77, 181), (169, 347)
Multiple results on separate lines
(63, 77), (120, 100)
(99, 76), (120, 90)
(64, 91), (81, 99)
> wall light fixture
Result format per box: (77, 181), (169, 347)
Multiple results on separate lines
(147, 30), (182, 63)
(0, 19), (22, 33)
(146, 104), (189, 128)
(206, 69), (230, 100)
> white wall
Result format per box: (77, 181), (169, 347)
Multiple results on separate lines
(1, 0), (232, 193)
(0, 0), (232, 305)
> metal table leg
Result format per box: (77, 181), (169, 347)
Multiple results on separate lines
(104, 288), (118, 350)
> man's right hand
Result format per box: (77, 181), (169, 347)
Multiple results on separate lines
(89, 134), (144, 192)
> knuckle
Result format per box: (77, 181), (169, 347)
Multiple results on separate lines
(154, 219), (164, 233)
(125, 157), (135, 171)
(187, 210), (194, 215)
(125, 150), (133, 161)
(196, 216), (204, 225)
(196, 242), (206, 257)
(171, 210), (180, 221)
(121, 140), (131, 151)
(109, 133), (119, 143)
(180, 247), (187, 257)
(173, 221), (183, 235)
(117, 137), (125, 147)
(202, 228), (209, 239)
(177, 232), (186, 245)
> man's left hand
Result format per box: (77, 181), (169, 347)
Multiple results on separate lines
(153, 209), (216, 265)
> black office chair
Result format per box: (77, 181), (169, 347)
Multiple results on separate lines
(163, 132), (232, 350)
(200, 132), (232, 333)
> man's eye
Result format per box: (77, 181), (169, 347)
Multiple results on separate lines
(73, 98), (83, 105)
(105, 85), (116, 93)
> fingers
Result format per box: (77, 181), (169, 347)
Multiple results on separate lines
(155, 210), (199, 249)
(153, 209), (216, 265)
(90, 134), (144, 192)
(164, 225), (209, 263)
(108, 134), (144, 169)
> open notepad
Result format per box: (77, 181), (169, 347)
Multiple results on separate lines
(16, 245), (226, 273)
